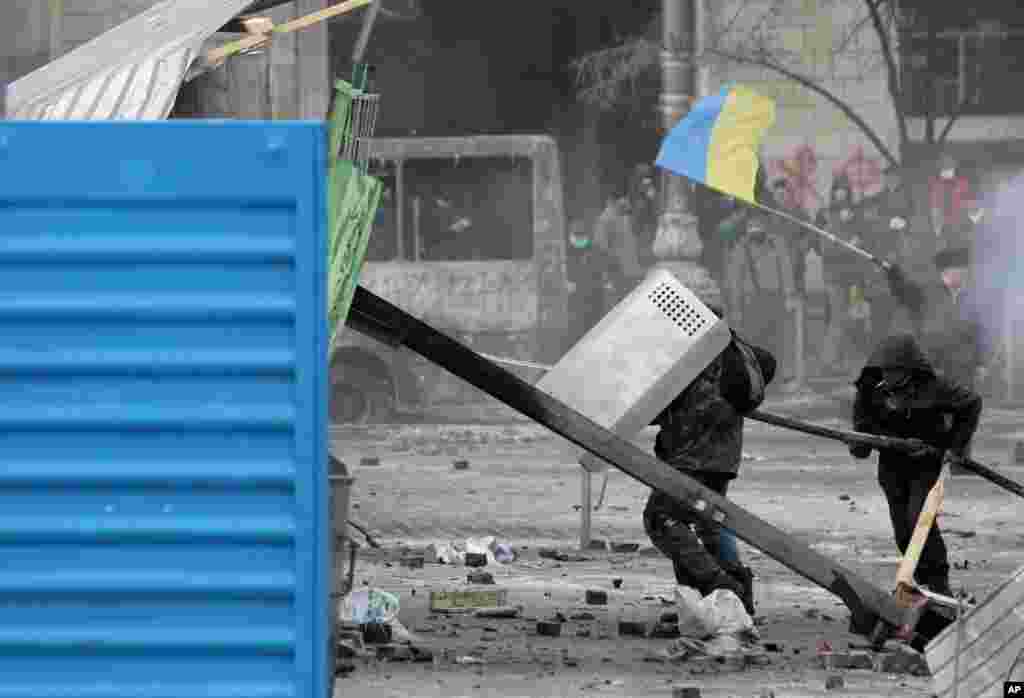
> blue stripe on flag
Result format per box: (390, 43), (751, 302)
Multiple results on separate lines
(655, 86), (731, 186)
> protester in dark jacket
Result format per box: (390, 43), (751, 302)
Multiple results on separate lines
(849, 334), (982, 596)
(644, 315), (776, 614)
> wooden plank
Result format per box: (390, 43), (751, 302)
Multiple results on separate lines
(895, 470), (946, 605)
(346, 287), (955, 646)
(206, 0), (372, 64)
(429, 589), (509, 612)
(927, 566), (1024, 669)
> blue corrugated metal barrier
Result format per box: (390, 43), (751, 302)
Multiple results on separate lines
(0, 121), (330, 698)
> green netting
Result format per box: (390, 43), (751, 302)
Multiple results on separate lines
(326, 79), (383, 359)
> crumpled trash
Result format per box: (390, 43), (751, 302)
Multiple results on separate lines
(672, 586), (759, 641)
(338, 588), (400, 624)
(426, 536), (516, 565)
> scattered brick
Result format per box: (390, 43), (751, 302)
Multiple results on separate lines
(612, 542), (640, 553)
(649, 622), (681, 639)
(464, 553), (488, 568)
(585, 590), (608, 605)
(359, 456), (381, 467)
(536, 621), (562, 637)
(875, 647), (930, 676)
(466, 570), (494, 585)
(672, 686), (701, 697)
(452, 459), (470, 470)
(612, 578), (623, 589)
(618, 621), (648, 637)
(825, 675), (844, 690)
(570, 612), (596, 621)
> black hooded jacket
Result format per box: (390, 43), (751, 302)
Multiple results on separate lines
(852, 334), (982, 467)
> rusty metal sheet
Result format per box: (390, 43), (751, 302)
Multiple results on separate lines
(8, 0), (254, 121)
(367, 135), (557, 162)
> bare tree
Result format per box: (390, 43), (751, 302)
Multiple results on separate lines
(573, 0), (968, 170)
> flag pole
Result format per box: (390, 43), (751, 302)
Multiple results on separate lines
(747, 199), (890, 270)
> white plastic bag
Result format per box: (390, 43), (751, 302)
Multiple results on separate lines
(673, 586), (755, 639)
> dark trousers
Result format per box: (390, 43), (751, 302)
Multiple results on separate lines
(877, 460), (950, 584)
(643, 472), (735, 585)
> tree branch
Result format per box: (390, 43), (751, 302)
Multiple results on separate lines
(937, 98), (966, 145)
(699, 44), (900, 167)
(864, 0), (909, 154)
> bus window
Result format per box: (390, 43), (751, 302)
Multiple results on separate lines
(365, 165), (399, 262)
(404, 156), (534, 261)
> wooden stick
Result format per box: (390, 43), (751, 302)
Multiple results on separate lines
(206, 0), (373, 64)
(894, 468), (947, 607)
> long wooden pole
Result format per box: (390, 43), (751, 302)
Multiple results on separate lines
(206, 0), (373, 65)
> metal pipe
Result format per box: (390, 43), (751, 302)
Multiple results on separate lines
(351, 0), (381, 63)
(395, 159), (406, 260)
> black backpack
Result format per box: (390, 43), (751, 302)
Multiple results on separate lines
(720, 332), (776, 414)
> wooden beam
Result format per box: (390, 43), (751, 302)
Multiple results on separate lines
(206, 0), (373, 66)
(346, 286), (955, 649)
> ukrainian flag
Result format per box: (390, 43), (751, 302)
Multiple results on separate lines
(655, 85), (776, 205)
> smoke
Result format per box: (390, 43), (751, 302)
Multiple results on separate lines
(972, 172), (1024, 347)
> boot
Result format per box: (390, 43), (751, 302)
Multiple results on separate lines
(721, 561), (756, 616)
(673, 551), (747, 603)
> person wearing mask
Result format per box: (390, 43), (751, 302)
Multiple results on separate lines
(644, 308), (776, 615)
(727, 213), (799, 389)
(565, 219), (623, 345)
(816, 175), (870, 374)
(849, 334), (982, 596)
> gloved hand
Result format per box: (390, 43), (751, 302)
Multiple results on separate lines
(849, 443), (872, 459)
(942, 450), (966, 471)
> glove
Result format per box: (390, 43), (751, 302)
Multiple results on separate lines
(849, 443), (872, 459)
(884, 262), (906, 284)
(942, 450), (966, 470)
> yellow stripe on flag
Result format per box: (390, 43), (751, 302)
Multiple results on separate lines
(705, 86), (776, 204)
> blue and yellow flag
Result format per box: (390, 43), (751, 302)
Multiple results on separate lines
(655, 85), (776, 204)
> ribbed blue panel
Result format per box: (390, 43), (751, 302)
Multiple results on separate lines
(0, 122), (328, 698)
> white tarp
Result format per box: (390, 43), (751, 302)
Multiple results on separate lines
(8, 0), (255, 120)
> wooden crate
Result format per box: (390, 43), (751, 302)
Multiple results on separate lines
(926, 565), (1024, 698)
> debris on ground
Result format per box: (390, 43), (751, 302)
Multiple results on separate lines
(587, 539), (608, 550)
(825, 675), (844, 690)
(818, 651), (874, 670)
(339, 589), (400, 625)
(875, 646), (930, 676)
(536, 621), (562, 637)
(672, 687), (701, 698)
(400, 554), (424, 569)
(611, 542), (640, 553)
(585, 590), (608, 605)
(452, 459), (470, 470)
(466, 570), (495, 585)
(612, 578), (624, 589)
(619, 620), (647, 636)
(359, 456), (381, 467)
(473, 606), (520, 619)
(427, 537), (516, 566)
(465, 552), (488, 567)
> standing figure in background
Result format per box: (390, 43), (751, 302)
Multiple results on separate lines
(929, 154), (972, 249)
(726, 213), (799, 389)
(594, 194), (643, 292)
(565, 219), (623, 345)
(816, 175), (869, 374)
(631, 164), (660, 267)
(859, 166), (912, 348)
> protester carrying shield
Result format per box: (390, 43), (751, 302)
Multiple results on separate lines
(644, 308), (776, 614)
(849, 334), (982, 597)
